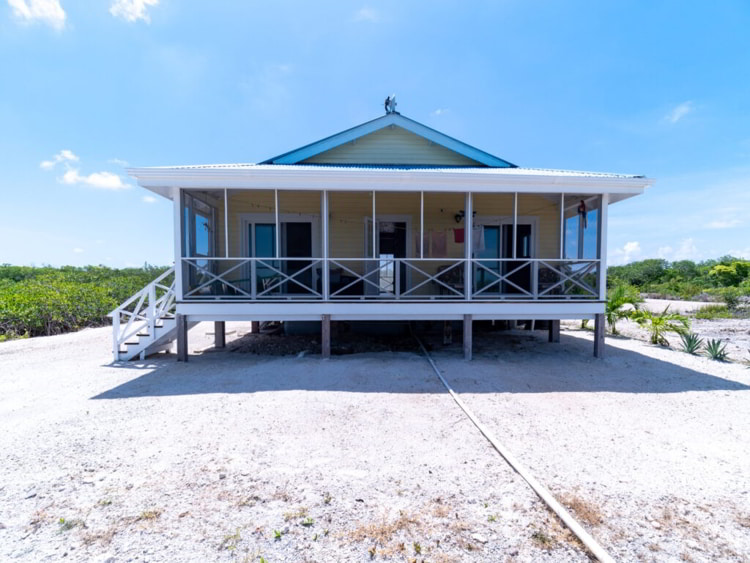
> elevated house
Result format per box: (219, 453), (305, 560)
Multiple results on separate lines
(110, 104), (652, 361)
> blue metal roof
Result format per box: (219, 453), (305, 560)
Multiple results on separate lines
(260, 112), (517, 168)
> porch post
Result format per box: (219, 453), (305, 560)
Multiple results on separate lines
(420, 191), (424, 259)
(463, 314), (472, 361)
(598, 194), (609, 300)
(371, 191), (376, 258)
(548, 320), (560, 343)
(274, 189), (280, 258)
(464, 192), (473, 300)
(322, 190), (329, 299)
(559, 193), (565, 259)
(176, 313), (188, 362)
(513, 192), (518, 259)
(214, 321), (225, 348)
(173, 187), (184, 300)
(321, 314), (331, 358)
(594, 313), (605, 358)
(224, 189), (229, 257)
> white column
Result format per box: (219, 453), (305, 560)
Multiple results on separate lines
(559, 193), (565, 259)
(274, 189), (280, 258)
(224, 188), (229, 257)
(420, 191), (424, 259)
(598, 193), (609, 300)
(513, 192), (518, 259)
(321, 190), (329, 300)
(464, 192), (473, 300)
(371, 191), (376, 258)
(173, 187), (183, 300)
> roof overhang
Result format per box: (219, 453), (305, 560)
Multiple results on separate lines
(128, 165), (653, 204)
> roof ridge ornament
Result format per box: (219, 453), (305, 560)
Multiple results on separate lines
(384, 94), (398, 114)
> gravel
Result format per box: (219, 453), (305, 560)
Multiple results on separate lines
(1, 322), (749, 562)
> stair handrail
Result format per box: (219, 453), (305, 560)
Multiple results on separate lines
(108, 266), (176, 361)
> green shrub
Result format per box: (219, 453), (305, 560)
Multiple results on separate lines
(695, 304), (732, 320)
(679, 333), (703, 355)
(0, 265), (170, 339)
(705, 339), (729, 361)
(631, 306), (690, 346)
(605, 284), (643, 334)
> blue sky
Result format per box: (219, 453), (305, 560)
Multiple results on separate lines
(1, 0), (749, 267)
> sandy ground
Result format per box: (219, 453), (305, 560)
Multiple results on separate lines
(612, 298), (750, 361)
(1, 323), (749, 562)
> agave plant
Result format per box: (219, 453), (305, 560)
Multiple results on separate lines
(679, 332), (703, 355)
(605, 284), (643, 334)
(705, 339), (729, 361)
(631, 306), (690, 346)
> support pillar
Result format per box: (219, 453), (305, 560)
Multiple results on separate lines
(176, 313), (188, 362)
(463, 314), (472, 361)
(548, 319), (560, 343)
(321, 314), (331, 358)
(251, 321), (260, 333)
(594, 313), (605, 358)
(214, 321), (225, 348)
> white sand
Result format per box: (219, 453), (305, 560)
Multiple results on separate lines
(1, 323), (748, 562)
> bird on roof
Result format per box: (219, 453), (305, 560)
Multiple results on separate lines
(384, 96), (391, 113)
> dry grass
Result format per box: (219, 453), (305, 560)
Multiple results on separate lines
(350, 510), (422, 546)
(282, 506), (308, 521)
(558, 492), (604, 527)
(81, 527), (117, 546)
(137, 508), (162, 521)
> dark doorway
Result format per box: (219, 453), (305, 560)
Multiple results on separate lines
(284, 223), (313, 294)
(501, 224), (532, 294)
(378, 221), (407, 294)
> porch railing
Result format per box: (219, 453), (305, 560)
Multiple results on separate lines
(180, 257), (600, 301)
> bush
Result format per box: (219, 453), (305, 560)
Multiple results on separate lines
(631, 306), (690, 346)
(695, 304), (732, 319)
(0, 265), (169, 339)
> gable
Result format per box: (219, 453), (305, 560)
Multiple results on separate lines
(301, 126), (483, 166)
(261, 112), (516, 168)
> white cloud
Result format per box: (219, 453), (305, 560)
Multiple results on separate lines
(108, 158), (129, 167)
(610, 241), (641, 265)
(353, 7), (379, 22)
(673, 238), (700, 261)
(431, 108), (448, 116)
(72, 247), (83, 253)
(109, 0), (159, 23)
(61, 169), (130, 190)
(705, 219), (742, 229)
(664, 101), (694, 124)
(40, 149), (78, 169)
(657, 245), (673, 259)
(142, 195), (156, 203)
(8, 0), (66, 29)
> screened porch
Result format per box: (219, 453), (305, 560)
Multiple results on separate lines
(179, 188), (604, 302)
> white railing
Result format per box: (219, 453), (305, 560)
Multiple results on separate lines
(108, 266), (176, 361)
(180, 257), (600, 301)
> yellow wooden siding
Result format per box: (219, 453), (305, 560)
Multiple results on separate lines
(302, 126), (482, 166)
(210, 190), (560, 261)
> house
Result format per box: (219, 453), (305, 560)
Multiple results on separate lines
(110, 105), (652, 361)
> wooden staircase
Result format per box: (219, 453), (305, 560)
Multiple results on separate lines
(109, 267), (180, 361)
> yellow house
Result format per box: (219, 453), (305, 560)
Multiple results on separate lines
(111, 108), (652, 361)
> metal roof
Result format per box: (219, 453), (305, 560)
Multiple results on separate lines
(133, 162), (643, 179)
